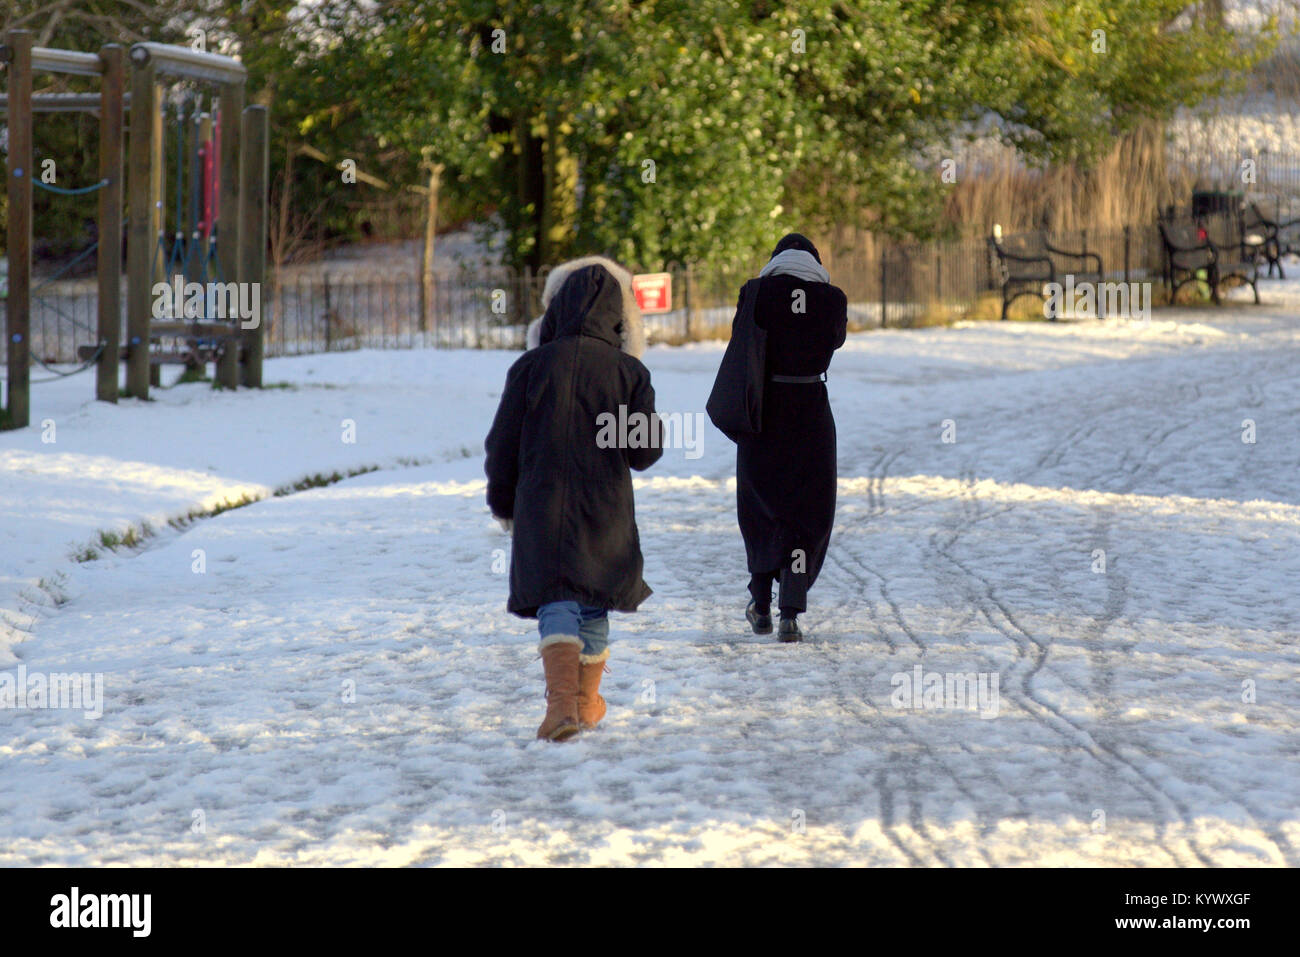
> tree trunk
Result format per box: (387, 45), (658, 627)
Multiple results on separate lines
(419, 161), (443, 334)
(273, 138), (294, 272)
(540, 110), (578, 268)
(515, 114), (546, 274)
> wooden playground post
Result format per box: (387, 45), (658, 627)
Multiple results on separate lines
(217, 82), (244, 389)
(148, 89), (166, 390)
(3, 30), (34, 429)
(125, 54), (156, 399)
(218, 82), (244, 290)
(96, 44), (125, 404)
(150, 81), (164, 289)
(238, 105), (269, 388)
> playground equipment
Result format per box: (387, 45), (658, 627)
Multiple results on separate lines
(0, 30), (269, 430)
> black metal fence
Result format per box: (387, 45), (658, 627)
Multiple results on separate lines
(4, 195), (1297, 367)
(1172, 148), (1300, 203)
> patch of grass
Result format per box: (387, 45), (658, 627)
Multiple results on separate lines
(208, 492), (262, 517)
(274, 464), (381, 497)
(94, 520), (157, 553)
(262, 381), (297, 391)
(37, 573), (71, 607)
(174, 365), (212, 386)
(62, 464), (393, 583)
(909, 303), (966, 328)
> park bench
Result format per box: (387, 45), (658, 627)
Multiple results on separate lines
(988, 230), (1104, 320)
(1244, 203), (1300, 279)
(1159, 219), (1259, 305)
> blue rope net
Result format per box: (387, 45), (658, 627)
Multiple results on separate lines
(33, 177), (110, 196)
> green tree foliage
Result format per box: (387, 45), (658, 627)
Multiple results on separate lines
(332, 0), (1269, 269)
(986, 1), (1269, 162)
(3, 1), (1275, 271)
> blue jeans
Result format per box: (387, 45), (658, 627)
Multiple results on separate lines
(537, 601), (609, 659)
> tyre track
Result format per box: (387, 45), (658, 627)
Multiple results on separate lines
(930, 402), (1243, 865)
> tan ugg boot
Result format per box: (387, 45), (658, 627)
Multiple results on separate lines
(578, 650), (609, 729)
(537, 639), (581, 742)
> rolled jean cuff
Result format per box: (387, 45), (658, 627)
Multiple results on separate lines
(538, 600), (610, 658)
(539, 633), (582, 651)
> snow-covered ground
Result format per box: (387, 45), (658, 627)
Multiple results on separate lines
(1, 279), (1298, 866)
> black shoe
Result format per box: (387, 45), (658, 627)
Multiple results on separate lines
(746, 599), (773, 635)
(778, 616), (802, 642)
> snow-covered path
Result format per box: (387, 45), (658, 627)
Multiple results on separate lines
(2, 288), (1298, 865)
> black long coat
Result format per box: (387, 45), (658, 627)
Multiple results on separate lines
(733, 275), (848, 586)
(484, 265), (663, 618)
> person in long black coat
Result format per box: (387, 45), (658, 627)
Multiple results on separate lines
(732, 233), (847, 641)
(484, 262), (662, 740)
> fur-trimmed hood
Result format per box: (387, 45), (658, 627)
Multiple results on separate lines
(525, 255), (645, 358)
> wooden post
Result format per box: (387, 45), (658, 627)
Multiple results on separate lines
(217, 81), (242, 286)
(879, 247), (888, 328)
(237, 104), (268, 387)
(684, 265), (696, 340)
(150, 82), (165, 288)
(3, 30), (33, 429)
(125, 56), (157, 398)
(196, 108), (214, 384)
(323, 274), (332, 352)
(96, 44), (125, 403)
(217, 82), (243, 388)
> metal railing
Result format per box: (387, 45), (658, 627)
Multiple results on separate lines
(4, 199), (1297, 367)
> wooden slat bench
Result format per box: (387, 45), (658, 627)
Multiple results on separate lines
(1245, 203), (1300, 279)
(988, 230), (1105, 320)
(1159, 219), (1259, 305)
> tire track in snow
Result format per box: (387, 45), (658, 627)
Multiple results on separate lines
(938, 411), (1236, 865)
(1068, 366), (1300, 865)
(1066, 386), (1300, 863)
(823, 453), (1010, 866)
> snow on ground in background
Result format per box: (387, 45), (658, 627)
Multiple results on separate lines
(1, 281), (1298, 866)
(279, 226), (509, 279)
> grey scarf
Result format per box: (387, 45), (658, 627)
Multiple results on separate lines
(758, 248), (830, 284)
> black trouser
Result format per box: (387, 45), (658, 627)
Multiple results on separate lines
(748, 566), (808, 617)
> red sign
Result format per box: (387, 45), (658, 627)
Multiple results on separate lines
(632, 272), (672, 314)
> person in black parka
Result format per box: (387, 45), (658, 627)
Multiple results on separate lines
(732, 233), (847, 641)
(484, 261), (662, 741)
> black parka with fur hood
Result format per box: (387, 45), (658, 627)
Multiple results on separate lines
(485, 264), (662, 618)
